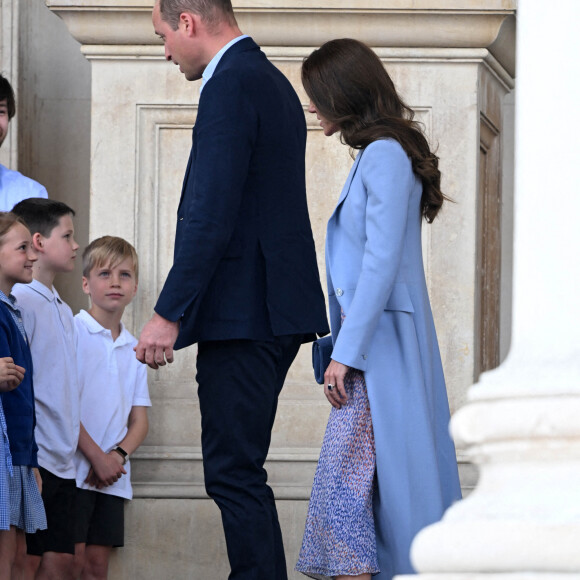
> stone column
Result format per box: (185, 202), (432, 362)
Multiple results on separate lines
(0, 0), (91, 311)
(0, 0), (19, 168)
(405, 0), (580, 577)
(46, 2), (515, 577)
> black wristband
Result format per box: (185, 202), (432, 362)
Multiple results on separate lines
(112, 446), (128, 465)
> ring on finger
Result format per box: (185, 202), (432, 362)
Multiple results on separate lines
(327, 384), (334, 391)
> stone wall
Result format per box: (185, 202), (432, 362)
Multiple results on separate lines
(0, 0), (91, 312)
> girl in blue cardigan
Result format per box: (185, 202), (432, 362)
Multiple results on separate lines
(0, 212), (46, 577)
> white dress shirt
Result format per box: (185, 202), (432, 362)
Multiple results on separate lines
(0, 164), (48, 211)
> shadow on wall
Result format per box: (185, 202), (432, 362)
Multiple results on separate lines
(17, 0), (91, 314)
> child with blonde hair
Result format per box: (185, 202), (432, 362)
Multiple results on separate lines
(72, 236), (150, 580)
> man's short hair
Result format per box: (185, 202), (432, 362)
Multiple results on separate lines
(82, 235), (139, 281)
(12, 198), (75, 238)
(0, 74), (16, 119)
(159, 0), (236, 31)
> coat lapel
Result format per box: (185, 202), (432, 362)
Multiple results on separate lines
(329, 150), (363, 221)
(177, 129), (195, 213)
(336, 151), (362, 207)
(326, 150), (364, 274)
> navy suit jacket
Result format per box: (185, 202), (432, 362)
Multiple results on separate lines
(154, 38), (329, 349)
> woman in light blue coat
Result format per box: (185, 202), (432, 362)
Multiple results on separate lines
(296, 39), (462, 580)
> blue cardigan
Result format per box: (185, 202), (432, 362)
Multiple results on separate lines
(0, 301), (38, 467)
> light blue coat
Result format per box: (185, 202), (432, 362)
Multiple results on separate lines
(326, 139), (462, 578)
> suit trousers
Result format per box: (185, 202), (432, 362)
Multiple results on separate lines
(196, 335), (303, 580)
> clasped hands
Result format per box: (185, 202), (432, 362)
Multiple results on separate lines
(85, 449), (127, 489)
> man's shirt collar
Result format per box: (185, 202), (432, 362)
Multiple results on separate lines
(201, 34), (248, 93)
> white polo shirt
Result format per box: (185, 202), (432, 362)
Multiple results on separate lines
(12, 280), (80, 479)
(73, 310), (151, 500)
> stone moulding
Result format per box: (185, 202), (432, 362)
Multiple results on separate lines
(46, 1), (515, 75)
(131, 445), (473, 500)
(131, 445), (323, 500)
(78, 46), (515, 91)
(407, 384), (580, 574)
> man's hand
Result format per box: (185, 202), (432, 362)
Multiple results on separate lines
(0, 357), (25, 392)
(135, 312), (180, 369)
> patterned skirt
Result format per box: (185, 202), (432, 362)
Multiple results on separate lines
(296, 369), (378, 579)
(9, 466), (47, 533)
(0, 403), (11, 531)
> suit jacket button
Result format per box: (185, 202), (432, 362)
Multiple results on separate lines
(179, 217), (184, 221)
(362, 354), (367, 360)
(336, 288), (343, 296)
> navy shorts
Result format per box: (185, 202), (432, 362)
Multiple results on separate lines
(26, 467), (76, 555)
(73, 487), (125, 547)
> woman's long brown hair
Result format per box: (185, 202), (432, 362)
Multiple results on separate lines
(302, 38), (448, 223)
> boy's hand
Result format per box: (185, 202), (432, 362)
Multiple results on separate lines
(33, 467), (43, 494)
(87, 450), (127, 489)
(135, 312), (179, 369)
(0, 357), (25, 392)
(85, 467), (99, 488)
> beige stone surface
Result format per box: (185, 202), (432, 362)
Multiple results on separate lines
(109, 498), (311, 579)
(0, 0), (92, 312)
(0, 0), (18, 169)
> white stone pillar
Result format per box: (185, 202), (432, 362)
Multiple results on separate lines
(405, 0), (580, 577)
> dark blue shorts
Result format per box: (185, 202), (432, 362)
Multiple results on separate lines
(26, 467), (76, 555)
(73, 487), (125, 547)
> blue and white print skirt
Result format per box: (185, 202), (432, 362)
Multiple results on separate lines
(296, 368), (378, 579)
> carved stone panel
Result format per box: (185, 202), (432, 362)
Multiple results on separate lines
(478, 113), (502, 373)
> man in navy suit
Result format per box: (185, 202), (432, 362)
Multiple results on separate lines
(136, 1), (329, 577)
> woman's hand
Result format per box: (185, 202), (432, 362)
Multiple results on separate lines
(324, 359), (349, 409)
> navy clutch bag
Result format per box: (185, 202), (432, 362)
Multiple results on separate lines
(312, 335), (333, 384)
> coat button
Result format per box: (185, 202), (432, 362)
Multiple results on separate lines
(179, 217), (184, 221)
(336, 288), (343, 296)
(362, 354), (367, 360)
